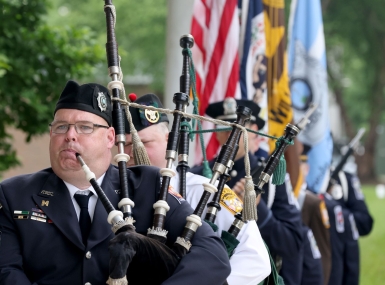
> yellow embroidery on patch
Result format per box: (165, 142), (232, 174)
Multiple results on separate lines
(319, 201), (330, 229)
(220, 186), (243, 215)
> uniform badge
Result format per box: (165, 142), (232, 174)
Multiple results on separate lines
(223, 98), (237, 115)
(40, 190), (54, 197)
(168, 185), (185, 204)
(319, 201), (330, 229)
(307, 230), (321, 259)
(144, 108), (160, 123)
(334, 205), (344, 233)
(97, 92), (107, 112)
(41, 200), (49, 207)
(352, 176), (364, 200)
(220, 186), (243, 215)
(349, 213), (359, 240)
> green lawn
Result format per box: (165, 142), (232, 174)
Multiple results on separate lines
(359, 185), (385, 285)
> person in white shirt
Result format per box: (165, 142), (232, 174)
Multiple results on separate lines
(124, 93), (271, 285)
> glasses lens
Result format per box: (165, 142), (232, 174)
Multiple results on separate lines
(51, 123), (69, 134)
(75, 122), (94, 134)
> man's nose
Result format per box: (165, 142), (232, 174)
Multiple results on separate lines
(65, 125), (78, 142)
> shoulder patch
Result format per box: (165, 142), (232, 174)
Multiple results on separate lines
(351, 176), (364, 200)
(307, 229), (321, 259)
(168, 185), (185, 204)
(334, 205), (344, 233)
(220, 186), (243, 215)
(349, 213), (359, 240)
(319, 201), (330, 229)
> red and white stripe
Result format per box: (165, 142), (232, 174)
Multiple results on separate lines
(191, 0), (241, 164)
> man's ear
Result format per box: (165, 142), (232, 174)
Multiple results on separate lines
(107, 127), (115, 149)
(251, 123), (258, 132)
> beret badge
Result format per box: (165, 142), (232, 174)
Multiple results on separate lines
(97, 92), (107, 112)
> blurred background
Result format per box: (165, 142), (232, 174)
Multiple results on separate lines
(0, 0), (384, 283)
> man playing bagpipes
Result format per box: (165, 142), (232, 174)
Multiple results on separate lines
(0, 80), (231, 285)
(124, 93), (271, 285)
(190, 98), (304, 285)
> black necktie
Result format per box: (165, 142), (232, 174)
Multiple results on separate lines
(74, 192), (93, 245)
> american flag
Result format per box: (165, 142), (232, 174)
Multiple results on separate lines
(191, 0), (241, 164)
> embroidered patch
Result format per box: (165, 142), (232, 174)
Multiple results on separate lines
(220, 186), (243, 215)
(319, 201), (330, 229)
(334, 205), (344, 233)
(168, 185), (184, 204)
(349, 214), (359, 240)
(307, 229), (321, 259)
(351, 176), (364, 200)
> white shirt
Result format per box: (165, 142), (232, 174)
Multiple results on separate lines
(63, 173), (105, 222)
(170, 168), (271, 285)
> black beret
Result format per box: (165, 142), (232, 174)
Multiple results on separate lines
(205, 98), (265, 130)
(54, 80), (112, 126)
(125, 93), (169, 133)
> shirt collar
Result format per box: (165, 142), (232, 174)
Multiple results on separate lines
(63, 173), (106, 198)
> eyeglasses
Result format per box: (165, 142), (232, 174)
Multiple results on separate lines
(49, 121), (109, 134)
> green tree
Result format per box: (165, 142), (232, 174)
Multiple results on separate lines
(322, 0), (385, 182)
(0, 0), (104, 174)
(46, 0), (167, 93)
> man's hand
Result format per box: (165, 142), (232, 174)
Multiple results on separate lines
(232, 178), (261, 205)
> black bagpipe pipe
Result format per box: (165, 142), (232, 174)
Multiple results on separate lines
(76, 154), (179, 285)
(204, 108), (251, 226)
(147, 94), (189, 243)
(101, 2), (181, 284)
(223, 104), (318, 249)
(104, 0), (134, 221)
(176, 35), (194, 199)
(254, 103), (317, 194)
(328, 128), (365, 189)
(172, 105), (252, 258)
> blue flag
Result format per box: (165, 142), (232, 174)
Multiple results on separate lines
(288, 0), (332, 193)
(238, 0), (269, 153)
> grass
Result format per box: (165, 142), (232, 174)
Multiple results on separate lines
(359, 185), (385, 285)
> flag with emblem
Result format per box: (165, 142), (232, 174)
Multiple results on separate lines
(191, 0), (241, 163)
(263, 0), (293, 152)
(287, 0), (333, 193)
(238, 0), (269, 153)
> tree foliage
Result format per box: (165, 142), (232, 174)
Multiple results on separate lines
(0, 0), (103, 173)
(46, 0), (167, 92)
(322, 0), (385, 181)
